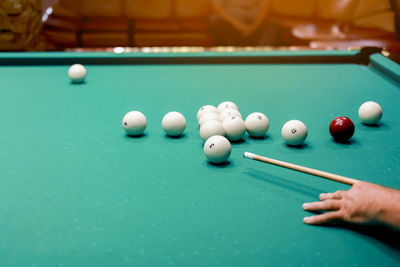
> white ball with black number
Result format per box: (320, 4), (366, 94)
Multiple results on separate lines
(197, 105), (217, 121)
(245, 112), (269, 137)
(203, 135), (231, 164)
(219, 108), (242, 122)
(217, 101), (239, 114)
(222, 116), (246, 141)
(122, 111), (147, 136)
(281, 120), (307, 146)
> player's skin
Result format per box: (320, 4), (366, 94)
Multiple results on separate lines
(212, 1), (270, 37)
(302, 181), (400, 231)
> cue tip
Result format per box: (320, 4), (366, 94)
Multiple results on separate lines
(243, 152), (256, 159)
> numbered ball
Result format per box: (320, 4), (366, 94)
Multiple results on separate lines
(203, 135), (231, 164)
(245, 112), (269, 137)
(281, 120), (308, 146)
(68, 64), (87, 83)
(358, 101), (383, 125)
(200, 120), (225, 141)
(219, 108), (242, 122)
(199, 112), (220, 127)
(217, 101), (239, 114)
(197, 105), (217, 121)
(122, 111), (147, 136)
(222, 116), (246, 141)
(329, 116), (355, 142)
(162, 111), (186, 136)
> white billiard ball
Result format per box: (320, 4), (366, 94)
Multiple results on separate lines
(203, 135), (231, 164)
(222, 116), (246, 141)
(162, 111), (186, 136)
(122, 111), (147, 136)
(281, 120), (307, 146)
(358, 101), (383, 125)
(68, 64), (87, 83)
(197, 105), (217, 121)
(217, 101), (239, 114)
(200, 120), (225, 141)
(219, 108), (242, 122)
(245, 112), (269, 137)
(198, 112), (220, 127)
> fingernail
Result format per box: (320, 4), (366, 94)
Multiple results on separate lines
(302, 203), (310, 209)
(319, 193), (325, 198)
(303, 217), (311, 223)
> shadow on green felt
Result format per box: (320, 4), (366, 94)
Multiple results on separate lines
(162, 133), (188, 141)
(204, 159), (235, 169)
(123, 133), (149, 139)
(307, 222), (400, 255)
(325, 137), (362, 149)
(230, 138), (247, 145)
(243, 168), (323, 198)
(247, 134), (273, 142)
(340, 224), (400, 253)
(332, 139), (358, 145)
(283, 142), (311, 150)
(357, 121), (390, 132)
(69, 81), (87, 85)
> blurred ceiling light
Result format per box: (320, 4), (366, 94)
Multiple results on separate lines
(41, 7), (53, 22)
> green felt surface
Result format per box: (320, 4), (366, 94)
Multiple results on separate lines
(0, 52), (399, 266)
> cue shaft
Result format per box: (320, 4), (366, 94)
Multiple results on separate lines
(243, 152), (360, 185)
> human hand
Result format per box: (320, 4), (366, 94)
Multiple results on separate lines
(302, 182), (398, 226)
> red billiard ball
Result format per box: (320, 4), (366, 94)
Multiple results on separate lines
(329, 116), (355, 142)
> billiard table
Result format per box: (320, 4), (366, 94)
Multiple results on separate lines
(0, 48), (400, 266)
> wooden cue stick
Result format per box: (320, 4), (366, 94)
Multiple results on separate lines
(243, 152), (360, 185)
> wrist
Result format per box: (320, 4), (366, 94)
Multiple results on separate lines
(375, 188), (400, 229)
